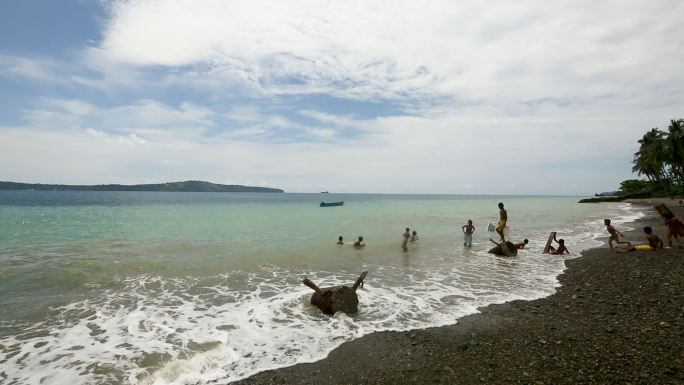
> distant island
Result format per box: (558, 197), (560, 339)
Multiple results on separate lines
(0, 180), (284, 193)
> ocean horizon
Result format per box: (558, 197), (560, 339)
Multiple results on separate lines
(0, 191), (643, 385)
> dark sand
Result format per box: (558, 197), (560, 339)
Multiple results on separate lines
(235, 203), (684, 385)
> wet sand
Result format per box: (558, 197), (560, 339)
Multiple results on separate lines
(234, 202), (684, 385)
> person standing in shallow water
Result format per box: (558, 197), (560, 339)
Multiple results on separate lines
(462, 219), (475, 248)
(402, 228), (410, 251)
(496, 202), (508, 241)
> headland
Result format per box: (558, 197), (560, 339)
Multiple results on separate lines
(0, 180), (284, 193)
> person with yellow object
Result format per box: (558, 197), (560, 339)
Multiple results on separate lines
(617, 226), (663, 252)
(495, 202), (508, 241)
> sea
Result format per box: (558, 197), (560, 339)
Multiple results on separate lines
(0, 191), (643, 385)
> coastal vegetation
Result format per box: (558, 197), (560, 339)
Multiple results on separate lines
(627, 118), (684, 196)
(580, 119), (682, 203)
(0, 180), (284, 193)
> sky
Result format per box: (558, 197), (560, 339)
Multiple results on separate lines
(0, 0), (682, 194)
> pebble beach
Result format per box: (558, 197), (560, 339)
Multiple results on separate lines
(234, 201), (684, 385)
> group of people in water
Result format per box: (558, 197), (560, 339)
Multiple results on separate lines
(401, 228), (419, 251)
(459, 202), (568, 256)
(336, 228), (419, 250)
(336, 201), (684, 255)
(337, 235), (366, 248)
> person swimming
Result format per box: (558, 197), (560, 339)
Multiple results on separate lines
(514, 239), (529, 249)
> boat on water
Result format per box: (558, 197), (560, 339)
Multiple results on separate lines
(320, 201), (344, 207)
(320, 191), (329, 193)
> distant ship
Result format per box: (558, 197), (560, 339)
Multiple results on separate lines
(320, 191), (329, 193)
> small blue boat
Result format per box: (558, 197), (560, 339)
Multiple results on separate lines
(320, 201), (344, 207)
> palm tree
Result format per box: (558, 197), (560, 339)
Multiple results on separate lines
(664, 119), (684, 183)
(632, 128), (668, 188)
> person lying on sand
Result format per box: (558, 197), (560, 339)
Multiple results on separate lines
(617, 226), (663, 252)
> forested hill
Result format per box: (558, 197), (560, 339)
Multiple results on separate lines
(0, 180), (284, 193)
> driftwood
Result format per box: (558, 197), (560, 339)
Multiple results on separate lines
(655, 203), (674, 218)
(302, 271), (368, 315)
(488, 239), (518, 257)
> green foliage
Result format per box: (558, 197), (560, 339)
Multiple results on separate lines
(619, 179), (653, 193)
(668, 184), (684, 197)
(630, 118), (684, 195)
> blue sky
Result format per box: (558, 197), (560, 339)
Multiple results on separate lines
(1, 0), (683, 194)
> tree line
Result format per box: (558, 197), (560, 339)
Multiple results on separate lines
(622, 118), (684, 196)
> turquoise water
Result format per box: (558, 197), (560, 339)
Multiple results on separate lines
(0, 191), (642, 384)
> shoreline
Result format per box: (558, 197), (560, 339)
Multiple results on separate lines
(233, 201), (684, 384)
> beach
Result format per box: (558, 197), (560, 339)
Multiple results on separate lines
(0, 193), (675, 384)
(234, 201), (684, 385)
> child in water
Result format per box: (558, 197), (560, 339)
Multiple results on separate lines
(514, 239), (529, 249)
(462, 219), (475, 248)
(353, 236), (365, 248)
(401, 228), (410, 251)
(337, 236), (344, 245)
(496, 202), (508, 241)
(548, 238), (569, 255)
(410, 230), (419, 242)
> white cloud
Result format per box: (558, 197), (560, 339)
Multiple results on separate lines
(85, 128), (147, 146)
(2, 1), (683, 194)
(0, 54), (63, 83)
(0, 96), (656, 194)
(93, 0), (684, 104)
(22, 98), (216, 140)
